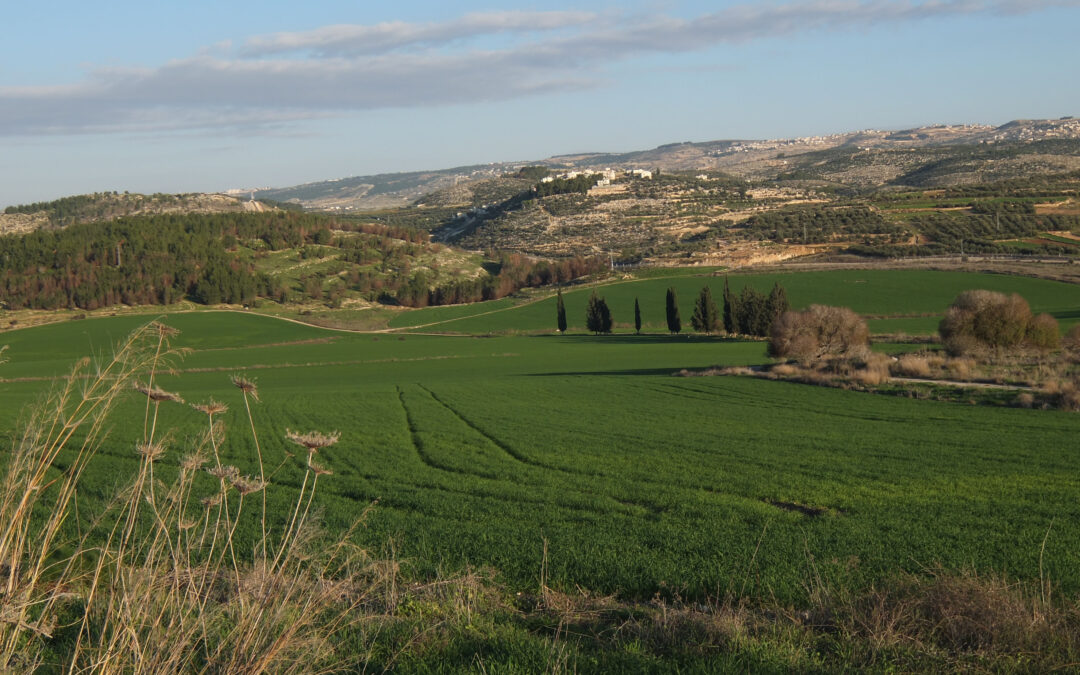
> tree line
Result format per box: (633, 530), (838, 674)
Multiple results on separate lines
(570, 279), (790, 336)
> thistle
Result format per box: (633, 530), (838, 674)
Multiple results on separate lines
(191, 399), (228, 417)
(135, 441), (166, 461)
(231, 476), (268, 496)
(285, 430), (340, 453)
(307, 459), (333, 476)
(230, 375), (260, 402)
(134, 383), (184, 404)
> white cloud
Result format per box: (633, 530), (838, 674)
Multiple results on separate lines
(1, 1), (1075, 136)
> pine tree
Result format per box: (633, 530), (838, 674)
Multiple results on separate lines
(556, 288), (567, 332)
(586, 291), (612, 334)
(722, 276), (738, 334)
(634, 297), (642, 334)
(691, 285), (719, 334)
(665, 287), (681, 334)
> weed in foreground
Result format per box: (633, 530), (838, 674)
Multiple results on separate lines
(0, 321), (382, 672)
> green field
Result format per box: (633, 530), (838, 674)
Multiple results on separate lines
(389, 269), (1080, 335)
(4, 286), (1080, 612)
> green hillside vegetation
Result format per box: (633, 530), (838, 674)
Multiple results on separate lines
(0, 211), (607, 313)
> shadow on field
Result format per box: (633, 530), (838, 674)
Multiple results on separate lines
(1050, 308), (1080, 320)
(537, 334), (751, 345)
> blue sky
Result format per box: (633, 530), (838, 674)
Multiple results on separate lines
(2, 0), (1078, 207)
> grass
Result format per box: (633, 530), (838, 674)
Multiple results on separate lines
(4, 315), (1079, 606)
(388, 269), (1080, 334)
(4, 266), (1080, 670)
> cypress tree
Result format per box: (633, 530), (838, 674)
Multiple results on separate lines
(665, 287), (681, 334)
(722, 277), (738, 334)
(556, 288), (567, 332)
(738, 286), (768, 337)
(691, 285), (720, 334)
(634, 297), (642, 334)
(586, 291), (612, 334)
(766, 282), (789, 333)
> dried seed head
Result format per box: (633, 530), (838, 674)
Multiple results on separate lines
(286, 429), (340, 452)
(207, 465), (240, 481)
(180, 453), (207, 471)
(151, 321), (181, 338)
(307, 459), (333, 476)
(230, 375), (259, 401)
(178, 519), (197, 530)
(191, 399), (228, 417)
(134, 383), (184, 404)
(200, 494), (222, 509)
(231, 475), (268, 496)
(136, 442), (166, 461)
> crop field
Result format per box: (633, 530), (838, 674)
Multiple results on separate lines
(3, 299), (1080, 611)
(390, 268), (1080, 335)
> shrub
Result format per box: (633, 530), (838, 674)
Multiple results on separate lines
(1063, 324), (1080, 360)
(768, 305), (869, 363)
(939, 290), (1054, 356)
(1026, 313), (1061, 353)
(893, 354), (932, 378)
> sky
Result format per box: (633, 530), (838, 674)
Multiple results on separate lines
(2, 0), (1079, 208)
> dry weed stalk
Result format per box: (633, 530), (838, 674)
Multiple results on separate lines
(0, 321), (380, 673)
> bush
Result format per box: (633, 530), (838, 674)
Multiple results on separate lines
(1063, 324), (1080, 360)
(939, 290), (1056, 356)
(894, 354), (932, 378)
(1026, 313), (1061, 353)
(768, 305), (869, 363)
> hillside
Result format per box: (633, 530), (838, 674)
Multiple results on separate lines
(0, 191), (279, 236)
(253, 118), (1080, 211)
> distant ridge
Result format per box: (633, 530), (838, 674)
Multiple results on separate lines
(252, 118), (1080, 211)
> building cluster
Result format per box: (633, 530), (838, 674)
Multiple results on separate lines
(539, 168), (653, 187)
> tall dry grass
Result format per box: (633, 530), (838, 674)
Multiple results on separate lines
(0, 321), (383, 673)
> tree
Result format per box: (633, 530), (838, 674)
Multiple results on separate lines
(586, 291), (612, 334)
(556, 288), (567, 332)
(691, 285), (719, 334)
(939, 290), (1041, 356)
(768, 305), (869, 363)
(665, 287), (681, 334)
(737, 287), (768, 337)
(722, 277), (738, 334)
(634, 297), (642, 334)
(766, 282), (790, 331)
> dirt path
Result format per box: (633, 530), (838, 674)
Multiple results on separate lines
(888, 376), (1031, 390)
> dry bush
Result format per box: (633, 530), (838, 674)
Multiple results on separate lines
(1064, 324), (1080, 361)
(770, 363), (803, 377)
(1027, 313), (1062, 353)
(939, 290), (1057, 357)
(1016, 392), (1036, 408)
(945, 357), (975, 381)
(769, 305), (869, 364)
(839, 569), (1078, 662)
(850, 352), (891, 386)
(893, 354), (932, 378)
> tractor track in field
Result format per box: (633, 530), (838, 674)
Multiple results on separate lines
(396, 385), (489, 480)
(416, 384), (599, 478)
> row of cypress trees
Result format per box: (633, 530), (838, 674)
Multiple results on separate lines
(557, 279), (789, 335)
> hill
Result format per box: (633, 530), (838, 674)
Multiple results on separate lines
(252, 118), (1080, 212)
(0, 191), (280, 236)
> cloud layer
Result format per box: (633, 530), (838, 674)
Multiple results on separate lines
(1, 0), (1075, 136)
